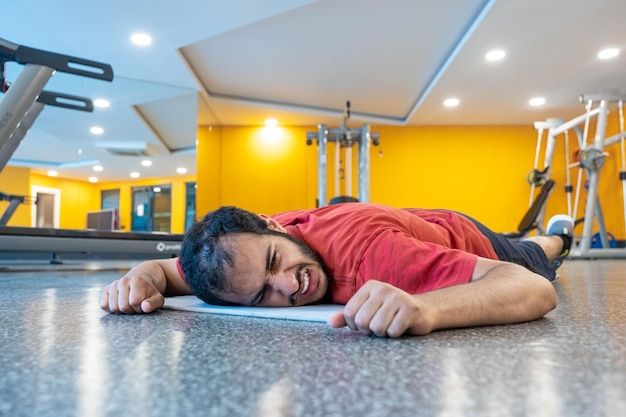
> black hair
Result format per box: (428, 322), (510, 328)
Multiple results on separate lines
(179, 206), (272, 305)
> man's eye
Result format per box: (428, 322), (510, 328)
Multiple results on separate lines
(257, 286), (269, 305)
(270, 251), (277, 270)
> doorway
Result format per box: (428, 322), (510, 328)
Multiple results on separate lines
(31, 186), (61, 228)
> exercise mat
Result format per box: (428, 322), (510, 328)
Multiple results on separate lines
(163, 295), (343, 322)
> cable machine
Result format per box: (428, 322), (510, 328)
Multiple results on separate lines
(306, 101), (380, 207)
(531, 89), (626, 258)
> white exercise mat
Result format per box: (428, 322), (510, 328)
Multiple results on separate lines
(163, 295), (343, 323)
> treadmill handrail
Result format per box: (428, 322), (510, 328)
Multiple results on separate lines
(1, 37), (113, 82)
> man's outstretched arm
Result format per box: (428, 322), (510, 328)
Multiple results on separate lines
(327, 257), (558, 337)
(100, 258), (192, 314)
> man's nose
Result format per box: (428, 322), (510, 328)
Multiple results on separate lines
(274, 272), (299, 297)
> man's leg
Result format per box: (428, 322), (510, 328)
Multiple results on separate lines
(461, 213), (573, 281)
(522, 235), (563, 262)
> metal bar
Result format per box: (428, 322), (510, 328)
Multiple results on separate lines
(593, 193), (609, 249)
(619, 100), (626, 244)
(579, 100), (609, 250)
(541, 132), (557, 181)
(563, 130), (572, 217)
(345, 141), (352, 197)
(358, 125), (371, 202)
(0, 101), (44, 171)
(317, 125), (327, 207)
(549, 108), (600, 137)
(0, 199), (23, 225)
(0, 64), (55, 164)
(530, 128), (544, 206)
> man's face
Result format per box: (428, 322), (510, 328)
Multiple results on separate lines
(217, 232), (330, 307)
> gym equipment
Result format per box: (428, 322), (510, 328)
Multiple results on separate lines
(0, 226), (183, 257)
(306, 101), (380, 206)
(0, 37), (114, 173)
(532, 89), (626, 258)
(0, 40), (183, 261)
(503, 179), (555, 240)
(0, 191), (36, 226)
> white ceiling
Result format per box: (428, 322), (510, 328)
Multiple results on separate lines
(3, 0), (625, 182)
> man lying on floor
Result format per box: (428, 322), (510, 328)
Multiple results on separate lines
(100, 203), (574, 338)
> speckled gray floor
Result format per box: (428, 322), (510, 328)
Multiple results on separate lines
(0, 259), (624, 417)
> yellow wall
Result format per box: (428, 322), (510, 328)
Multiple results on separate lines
(197, 125), (318, 215)
(0, 166), (32, 226)
(369, 125), (537, 232)
(196, 123), (626, 240)
(196, 126), (222, 218)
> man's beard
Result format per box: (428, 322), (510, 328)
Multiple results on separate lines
(269, 230), (333, 303)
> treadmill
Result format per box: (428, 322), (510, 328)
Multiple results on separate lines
(0, 38), (183, 261)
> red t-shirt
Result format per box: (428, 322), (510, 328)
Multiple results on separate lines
(271, 203), (498, 304)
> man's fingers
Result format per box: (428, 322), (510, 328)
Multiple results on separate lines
(342, 284), (376, 331)
(100, 287), (111, 312)
(101, 276), (164, 315)
(329, 281), (420, 338)
(367, 306), (399, 337)
(117, 281), (135, 313)
(351, 297), (387, 335)
(327, 310), (347, 328)
(140, 293), (165, 313)
(107, 282), (120, 313)
(128, 284), (150, 313)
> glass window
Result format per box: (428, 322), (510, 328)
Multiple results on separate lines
(101, 189), (120, 210)
(131, 184), (171, 232)
(185, 181), (196, 231)
(101, 189), (120, 229)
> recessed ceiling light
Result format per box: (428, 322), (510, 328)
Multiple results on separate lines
(176, 167), (187, 174)
(444, 98), (460, 107)
(90, 126), (104, 135)
(93, 99), (110, 108)
(141, 160), (152, 167)
(93, 165), (103, 172)
(131, 33), (152, 46)
(265, 118), (278, 127)
(529, 97), (546, 106)
(130, 172), (140, 178)
(598, 48), (619, 59)
(47, 170), (58, 177)
(88, 177), (98, 183)
(153, 187), (161, 193)
(485, 50), (506, 61)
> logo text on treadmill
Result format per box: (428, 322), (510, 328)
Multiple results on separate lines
(156, 242), (181, 252)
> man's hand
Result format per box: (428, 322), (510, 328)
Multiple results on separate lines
(100, 274), (165, 314)
(327, 280), (435, 338)
(100, 258), (190, 314)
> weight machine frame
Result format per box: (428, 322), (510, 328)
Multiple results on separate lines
(306, 102), (380, 207)
(533, 90), (626, 258)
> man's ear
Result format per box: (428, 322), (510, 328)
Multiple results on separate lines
(259, 214), (287, 233)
